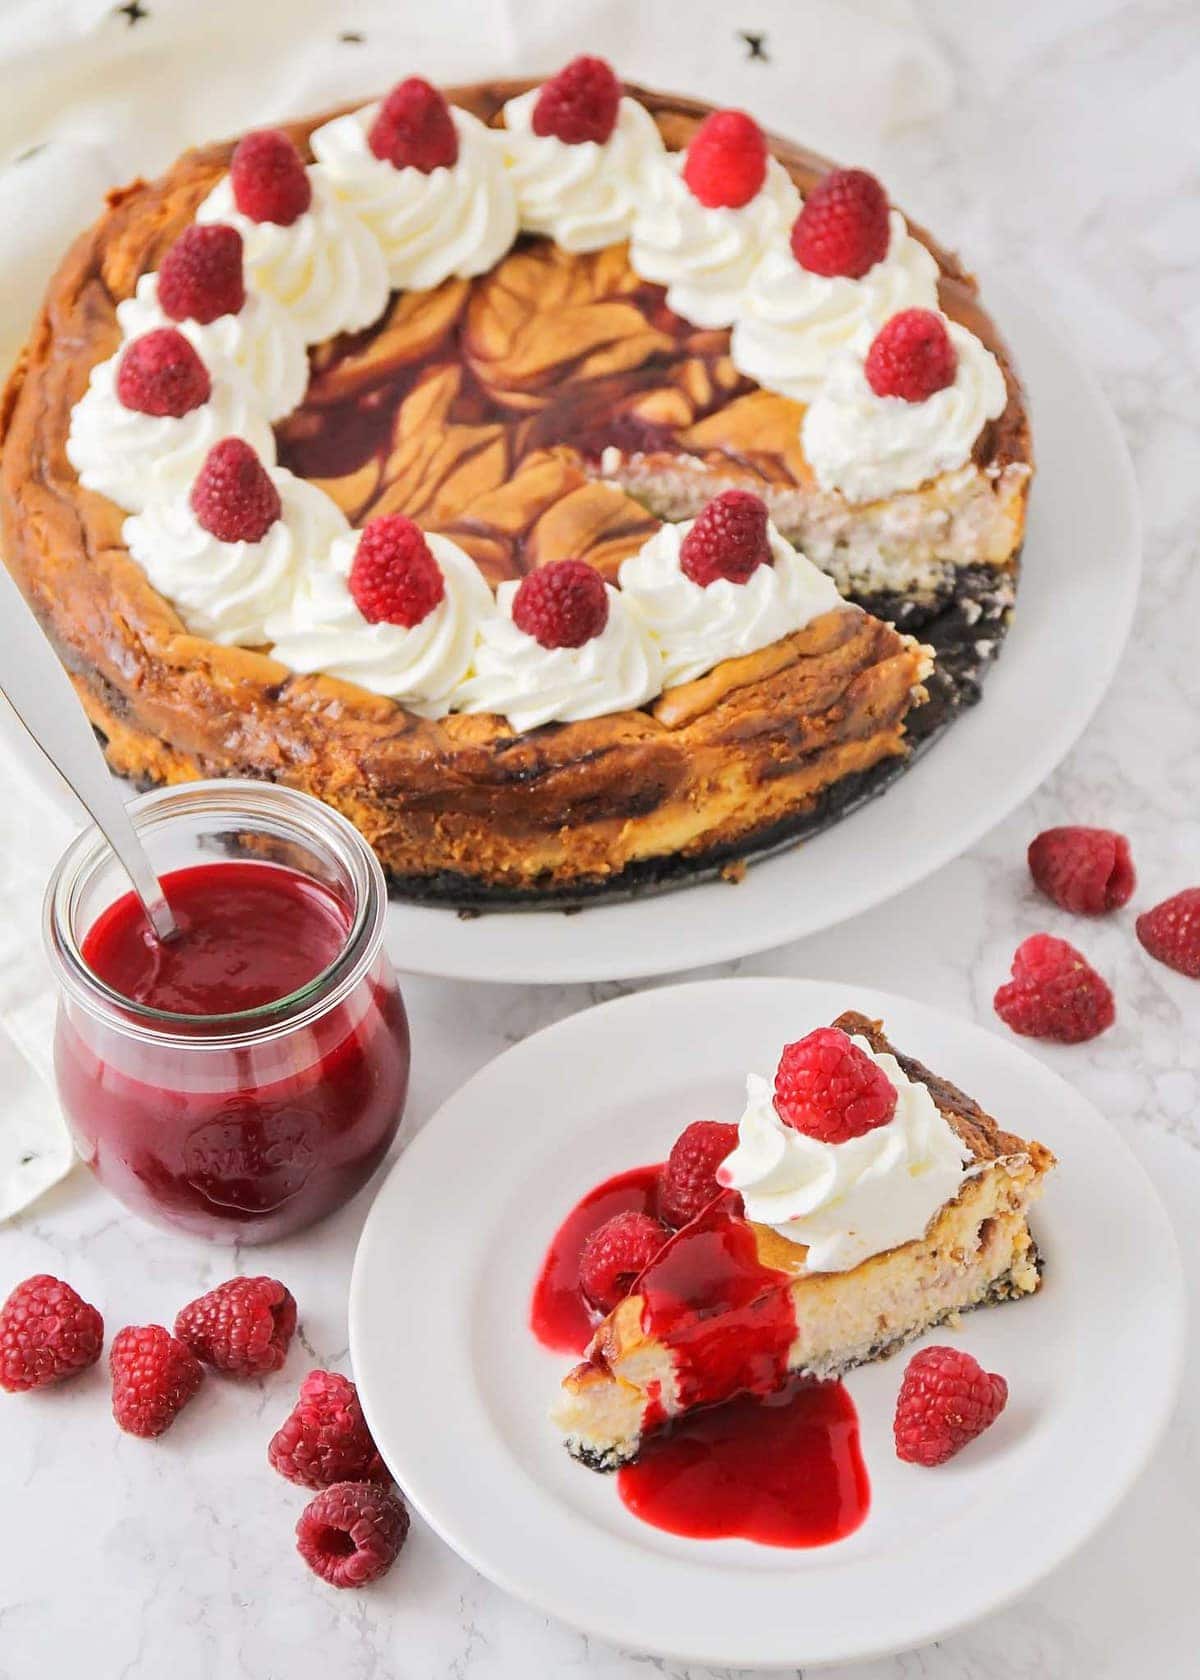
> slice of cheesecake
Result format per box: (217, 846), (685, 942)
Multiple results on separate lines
(555, 1011), (1054, 1470)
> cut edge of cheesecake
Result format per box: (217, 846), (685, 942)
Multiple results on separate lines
(553, 1010), (1055, 1471)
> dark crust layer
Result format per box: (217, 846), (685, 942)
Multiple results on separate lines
(0, 78), (1030, 904)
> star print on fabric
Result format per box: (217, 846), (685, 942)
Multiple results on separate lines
(115, 0), (149, 23)
(739, 30), (769, 61)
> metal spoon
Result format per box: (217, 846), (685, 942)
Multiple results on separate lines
(0, 564), (178, 943)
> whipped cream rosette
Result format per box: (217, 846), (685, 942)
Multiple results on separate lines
(629, 152), (800, 330)
(619, 516), (842, 688)
(196, 169), (390, 344)
(311, 103), (517, 291)
(454, 576), (661, 733)
(124, 461), (348, 648)
(802, 317), (1007, 502)
(66, 346), (275, 516)
(117, 269), (309, 422)
(500, 86), (665, 253)
(720, 1038), (975, 1272)
(731, 210), (940, 405)
(266, 529), (492, 716)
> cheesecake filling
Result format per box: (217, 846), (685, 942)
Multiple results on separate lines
(730, 210), (940, 404)
(196, 169), (390, 344)
(719, 1038), (974, 1271)
(500, 88), (665, 253)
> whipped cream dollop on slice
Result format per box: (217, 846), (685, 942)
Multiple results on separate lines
(731, 211), (940, 404)
(801, 318), (1008, 503)
(629, 152), (800, 330)
(117, 272), (309, 422)
(123, 470), (348, 647)
(66, 352), (276, 515)
(454, 579), (661, 733)
(499, 88), (665, 253)
(720, 1038), (975, 1272)
(310, 105), (517, 291)
(265, 531), (492, 715)
(196, 169), (390, 344)
(619, 517), (843, 688)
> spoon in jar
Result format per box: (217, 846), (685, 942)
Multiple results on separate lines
(0, 564), (178, 943)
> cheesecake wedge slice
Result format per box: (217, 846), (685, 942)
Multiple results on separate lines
(555, 1011), (1054, 1470)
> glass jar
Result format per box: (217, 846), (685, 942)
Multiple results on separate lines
(43, 781), (410, 1244)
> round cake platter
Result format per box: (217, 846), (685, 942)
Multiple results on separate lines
(382, 277), (1140, 984)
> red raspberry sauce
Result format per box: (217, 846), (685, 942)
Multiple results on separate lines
(532, 1169), (871, 1548)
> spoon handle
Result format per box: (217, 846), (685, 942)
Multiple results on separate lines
(0, 567), (178, 943)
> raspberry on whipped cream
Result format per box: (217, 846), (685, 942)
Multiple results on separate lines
(265, 524), (492, 717)
(719, 1035), (974, 1272)
(454, 573), (660, 734)
(311, 98), (517, 291)
(500, 78), (665, 253)
(800, 315), (1007, 503)
(629, 140), (800, 330)
(681, 110), (768, 210)
(66, 342), (276, 515)
(123, 458), (348, 647)
(618, 512), (842, 689)
(197, 163), (389, 345)
(731, 208), (940, 405)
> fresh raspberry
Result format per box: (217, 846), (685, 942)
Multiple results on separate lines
(190, 438), (281, 543)
(368, 78), (459, 172)
(347, 514), (446, 628)
(230, 128), (313, 226)
(157, 223), (246, 324)
(532, 56), (621, 145)
(682, 109), (768, 209)
(790, 167), (890, 279)
(174, 1276), (297, 1377)
(893, 1345), (1008, 1466)
(115, 328), (211, 418)
(865, 309), (958, 402)
(296, 1481), (409, 1589)
(269, 1369), (390, 1489)
(994, 933), (1115, 1043)
(773, 1026), (898, 1142)
(1028, 826), (1135, 915)
(0, 1275), (104, 1393)
(679, 490), (772, 587)
(579, 1211), (668, 1312)
(658, 1121), (740, 1228)
(1136, 888), (1200, 979)
(512, 559), (609, 649)
(110, 1324), (203, 1438)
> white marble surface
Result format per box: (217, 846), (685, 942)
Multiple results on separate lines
(3, 1), (1200, 1674)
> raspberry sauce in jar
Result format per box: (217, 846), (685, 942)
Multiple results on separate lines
(44, 782), (410, 1243)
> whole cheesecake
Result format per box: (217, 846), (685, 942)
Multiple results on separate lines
(0, 70), (1031, 905)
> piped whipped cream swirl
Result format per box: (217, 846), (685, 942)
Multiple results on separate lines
(730, 211), (940, 404)
(310, 105), (517, 290)
(117, 272), (309, 421)
(618, 518), (843, 688)
(196, 169), (390, 344)
(500, 88), (665, 253)
(265, 531), (492, 715)
(66, 352), (275, 515)
(801, 319), (1008, 503)
(720, 1038), (975, 1272)
(454, 579), (661, 733)
(629, 152), (800, 330)
(123, 470), (348, 647)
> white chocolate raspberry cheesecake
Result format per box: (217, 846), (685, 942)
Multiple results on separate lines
(0, 59), (1030, 905)
(555, 1012), (1054, 1470)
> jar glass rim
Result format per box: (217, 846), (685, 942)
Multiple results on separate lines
(43, 780), (388, 1050)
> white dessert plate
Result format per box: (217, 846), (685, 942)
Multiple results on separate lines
(382, 278), (1140, 983)
(350, 978), (1183, 1670)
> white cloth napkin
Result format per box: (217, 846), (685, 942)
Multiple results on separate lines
(0, 0), (952, 1217)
